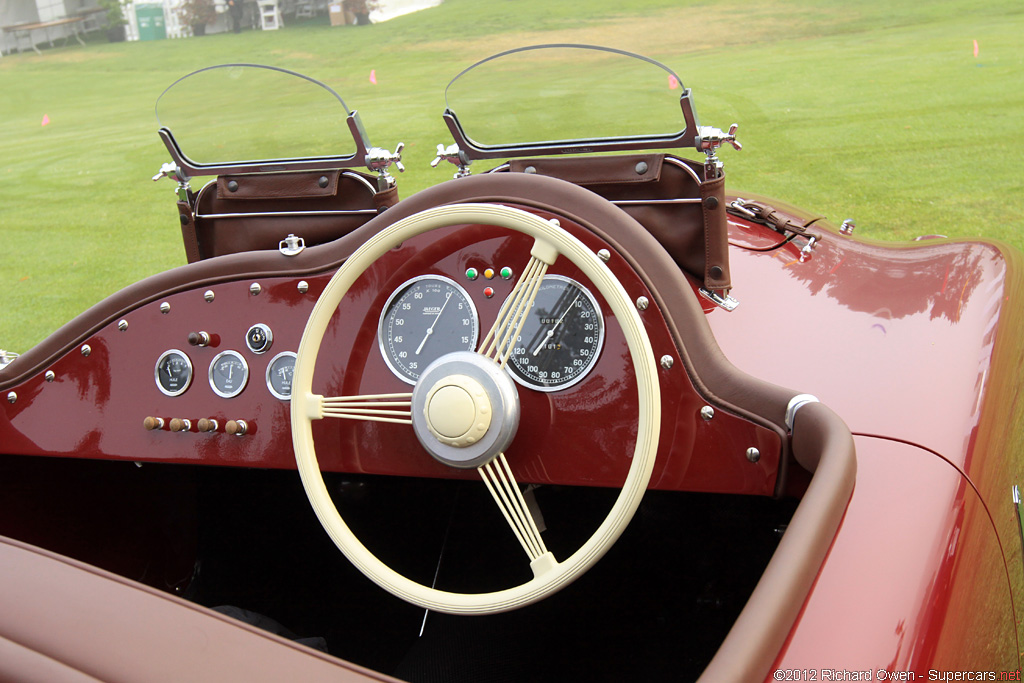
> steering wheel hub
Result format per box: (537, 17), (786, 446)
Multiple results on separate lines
(411, 351), (519, 469)
(424, 375), (491, 446)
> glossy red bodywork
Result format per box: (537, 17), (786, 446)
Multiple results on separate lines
(2, 191), (1023, 676)
(704, 203), (1024, 676)
(0, 212), (779, 496)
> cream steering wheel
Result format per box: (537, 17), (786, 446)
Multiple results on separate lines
(291, 203), (660, 614)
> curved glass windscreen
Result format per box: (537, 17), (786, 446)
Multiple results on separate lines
(445, 45), (690, 150)
(156, 64), (356, 166)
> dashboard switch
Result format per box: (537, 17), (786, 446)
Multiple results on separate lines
(226, 419), (248, 436)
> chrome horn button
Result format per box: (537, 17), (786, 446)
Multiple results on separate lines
(411, 351), (520, 469)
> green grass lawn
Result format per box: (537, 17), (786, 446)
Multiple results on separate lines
(1, 0), (1022, 351)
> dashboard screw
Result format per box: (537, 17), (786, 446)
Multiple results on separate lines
(701, 406), (715, 421)
(636, 296), (649, 311)
(597, 249), (611, 262)
(250, 283), (261, 296)
(7, 392), (16, 404)
(204, 290), (215, 303)
(660, 355), (674, 370)
(746, 447), (761, 463)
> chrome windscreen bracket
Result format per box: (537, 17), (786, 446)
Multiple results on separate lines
(699, 287), (739, 312)
(152, 162), (192, 202)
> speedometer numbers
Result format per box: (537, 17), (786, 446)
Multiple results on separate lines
(378, 275), (479, 384)
(507, 275), (604, 392)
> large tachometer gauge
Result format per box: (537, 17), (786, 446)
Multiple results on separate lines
(378, 275), (479, 384)
(507, 275), (604, 391)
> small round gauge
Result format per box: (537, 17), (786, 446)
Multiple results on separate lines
(209, 350), (249, 398)
(155, 349), (193, 397)
(266, 351), (297, 400)
(379, 275), (479, 384)
(506, 275), (604, 392)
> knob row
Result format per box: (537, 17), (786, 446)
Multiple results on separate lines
(144, 416), (248, 436)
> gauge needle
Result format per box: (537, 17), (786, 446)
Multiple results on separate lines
(416, 291), (452, 356)
(533, 293), (581, 356)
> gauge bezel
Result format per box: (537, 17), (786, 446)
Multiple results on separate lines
(208, 349), (249, 398)
(377, 274), (480, 385)
(505, 275), (605, 392)
(266, 351), (297, 401)
(155, 349), (193, 397)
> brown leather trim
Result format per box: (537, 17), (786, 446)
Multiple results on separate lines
(216, 170), (340, 200)
(700, 175), (731, 290)
(374, 185), (399, 212)
(508, 154), (663, 185)
(698, 401), (856, 682)
(0, 535), (402, 682)
(177, 200), (201, 264)
(0, 636), (104, 682)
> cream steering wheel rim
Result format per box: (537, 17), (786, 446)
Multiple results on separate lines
(291, 203), (660, 614)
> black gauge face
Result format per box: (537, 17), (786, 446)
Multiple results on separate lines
(209, 350), (249, 398)
(506, 275), (604, 391)
(379, 275), (479, 384)
(155, 349), (193, 396)
(266, 351), (296, 400)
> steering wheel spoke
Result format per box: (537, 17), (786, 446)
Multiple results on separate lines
(315, 392), (413, 424)
(480, 242), (554, 366)
(479, 453), (549, 562)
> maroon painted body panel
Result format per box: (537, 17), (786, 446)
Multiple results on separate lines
(701, 205), (1024, 676)
(0, 214), (779, 496)
(2, 184), (1023, 676)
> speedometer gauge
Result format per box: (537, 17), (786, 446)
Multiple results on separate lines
(506, 275), (604, 391)
(379, 275), (479, 384)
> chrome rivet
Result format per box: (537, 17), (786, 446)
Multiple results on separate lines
(160, 302), (171, 314)
(297, 281), (309, 294)
(318, 175), (329, 188)
(597, 249), (611, 262)
(250, 283), (261, 296)
(117, 319), (128, 332)
(701, 406), (715, 421)
(660, 355), (674, 369)
(636, 296), (649, 311)
(81, 344), (91, 357)
(204, 290), (215, 303)
(746, 447), (761, 463)
(524, 166), (537, 174)
(7, 391), (16, 404)
(45, 370), (55, 382)
(227, 180), (239, 192)
(635, 161), (649, 175)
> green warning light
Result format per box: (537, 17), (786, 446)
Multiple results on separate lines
(466, 267), (479, 280)
(499, 266), (514, 279)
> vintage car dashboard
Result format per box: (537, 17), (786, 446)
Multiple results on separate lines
(1, 189), (783, 496)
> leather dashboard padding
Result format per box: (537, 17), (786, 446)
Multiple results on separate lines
(191, 169), (381, 260)
(499, 155), (732, 291)
(0, 535), (403, 682)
